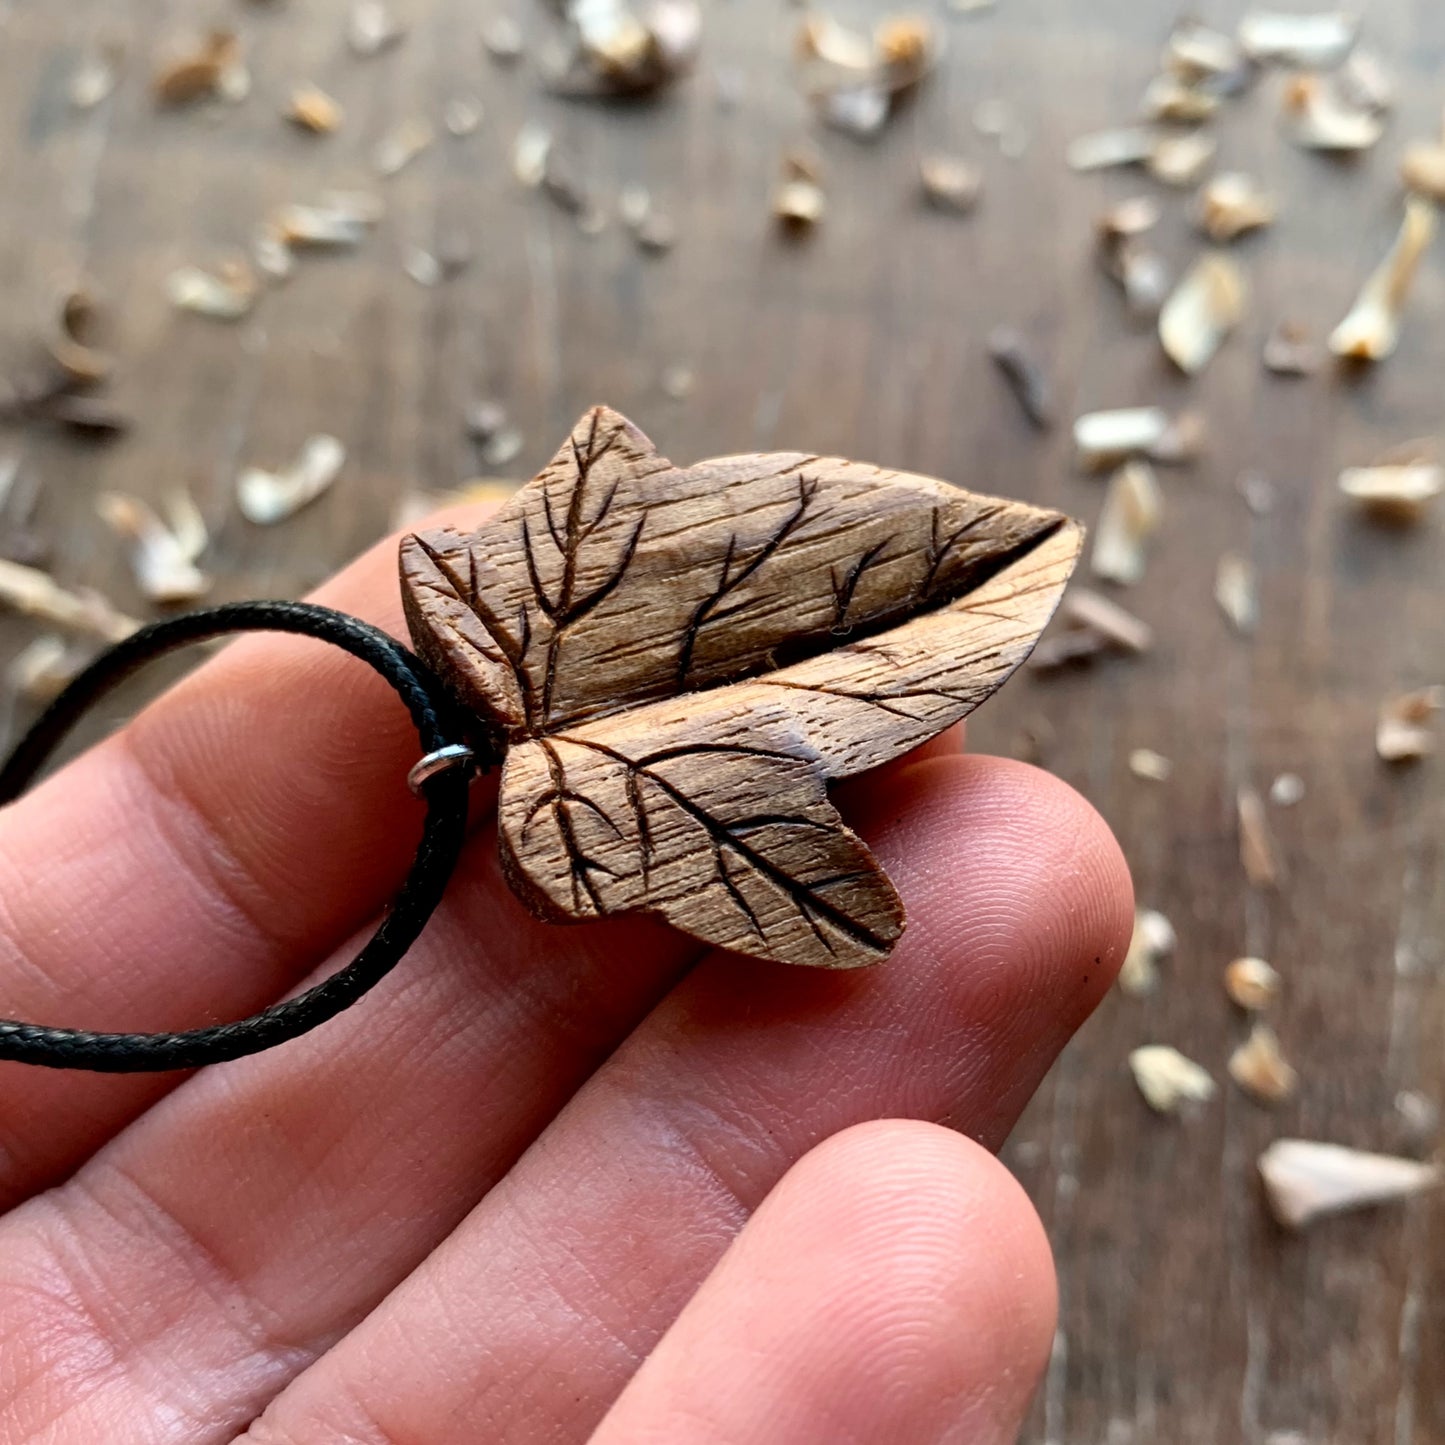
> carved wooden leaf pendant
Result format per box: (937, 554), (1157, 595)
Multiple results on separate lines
(401, 406), (1081, 968)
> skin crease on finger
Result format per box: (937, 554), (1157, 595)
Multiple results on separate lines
(590, 1120), (1059, 1445)
(234, 756), (1131, 1445)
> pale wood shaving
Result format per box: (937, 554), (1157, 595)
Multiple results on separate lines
(1129, 748), (1173, 782)
(1148, 130), (1216, 187)
(1339, 448), (1442, 524)
(166, 261), (258, 320)
(46, 286), (113, 386)
(0, 560), (141, 641)
(238, 435), (345, 525)
(286, 85), (344, 134)
(1284, 73), (1385, 152)
(1067, 126), (1157, 172)
(1120, 908), (1176, 996)
(444, 97), (484, 137)
(1092, 461), (1161, 586)
(1215, 552), (1258, 635)
(7, 634), (91, 703)
(920, 154), (982, 213)
(1130, 1045), (1216, 1113)
(1238, 12), (1358, 69)
(70, 42), (123, 110)
(1376, 686), (1444, 763)
(1160, 253), (1245, 375)
(1142, 75), (1220, 124)
(1230, 1024), (1299, 1105)
(375, 117), (435, 177)
(1330, 198), (1436, 361)
(1269, 772), (1305, 806)
(1237, 785), (1281, 888)
(1197, 173), (1277, 242)
(97, 491), (211, 604)
(1165, 19), (1244, 83)
(1338, 51), (1394, 113)
(152, 30), (241, 105)
(348, 0), (406, 56)
(1225, 956), (1282, 1011)
(274, 193), (382, 249)
(482, 13), (525, 62)
(1259, 1139), (1439, 1229)
(1074, 407), (1167, 470)
(1064, 588), (1152, 652)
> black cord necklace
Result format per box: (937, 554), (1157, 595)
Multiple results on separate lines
(0, 602), (486, 1073)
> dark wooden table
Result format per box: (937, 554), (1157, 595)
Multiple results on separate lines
(0, 2), (1441, 1441)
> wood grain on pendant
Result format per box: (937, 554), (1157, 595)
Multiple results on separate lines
(400, 406), (1081, 967)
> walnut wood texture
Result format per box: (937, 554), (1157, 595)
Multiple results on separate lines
(402, 406), (1078, 964)
(0, 1), (1441, 1440)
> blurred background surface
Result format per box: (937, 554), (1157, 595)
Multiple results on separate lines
(0, 2), (1441, 1441)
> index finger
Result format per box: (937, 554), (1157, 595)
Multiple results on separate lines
(0, 503), (494, 1206)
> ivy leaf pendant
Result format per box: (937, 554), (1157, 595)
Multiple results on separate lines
(401, 406), (1080, 969)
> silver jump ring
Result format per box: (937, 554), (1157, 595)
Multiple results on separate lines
(407, 743), (477, 795)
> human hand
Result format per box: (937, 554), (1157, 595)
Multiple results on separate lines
(0, 505), (1132, 1444)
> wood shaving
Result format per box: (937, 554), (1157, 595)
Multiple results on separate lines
(1067, 126), (1158, 173)
(1142, 76), (1220, 124)
(253, 225), (296, 282)
(1074, 408), (1168, 470)
(1239, 11), (1358, 69)
(1092, 461), (1161, 586)
(1237, 471), (1277, 513)
(1129, 748), (1173, 782)
(7, 635), (90, 704)
(1401, 113), (1445, 200)
(1198, 173), (1277, 242)
(166, 261), (259, 321)
(444, 97), (484, 137)
(1160, 253), (1245, 374)
(152, 30), (241, 105)
(70, 42), (123, 110)
(549, 0), (700, 97)
(1237, 785), (1280, 888)
(1230, 1024), (1298, 1105)
(348, 1), (407, 56)
(1064, 587), (1153, 652)
(1216, 552), (1258, 635)
(1097, 196), (1161, 241)
(1226, 956), (1282, 1011)
(0, 559), (140, 641)
(97, 491), (211, 604)
(375, 117), (434, 177)
(1329, 198), (1436, 361)
(661, 363), (696, 400)
(796, 13), (935, 136)
(1263, 320), (1320, 376)
(948, 0), (996, 14)
(1284, 74), (1385, 152)
(1259, 1139), (1439, 1229)
(464, 399), (509, 445)
(1104, 238), (1172, 317)
(238, 435), (345, 525)
(1119, 908), (1176, 996)
(1338, 51), (1394, 113)
(513, 123), (553, 187)
(619, 189), (677, 253)
(46, 286), (112, 386)
(1394, 1091), (1440, 1153)
(1165, 19), (1244, 83)
(1148, 130), (1216, 187)
(1340, 452), (1442, 524)
(1270, 772), (1306, 806)
(973, 98), (1027, 157)
(274, 193), (381, 249)
(1376, 686), (1444, 763)
(403, 248), (442, 287)
(286, 85), (343, 134)
(986, 326), (1051, 429)
(481, 428), (525, 468)
(919, 154), (982, 213)
(482, 13), (525, 62)
(1027, 629), (1112, 672)
(1130, 1046), (1216, 1114)
(775, 151), (826, 231)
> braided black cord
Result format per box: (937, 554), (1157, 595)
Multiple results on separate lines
(0, 601), (482, 1073)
